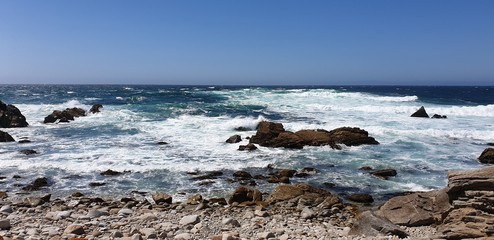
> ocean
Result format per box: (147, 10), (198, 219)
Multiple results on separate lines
(1, 85), (493, 202)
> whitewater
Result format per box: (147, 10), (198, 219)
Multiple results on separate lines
(1, 85), (493, 202)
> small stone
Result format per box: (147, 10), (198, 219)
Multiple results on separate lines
(254, 210), (268, 217)
(174, 233), (192, 240)
(87, 209), (109, 218)
(179, 215), (200, 226)
(222, 218), (241, 227)
(256, 232), (275, 239)
(56, 210), (72, 219)
(152, 192), (172, 204)
(118, 208), (133, 216)
(0, 205), (13, 213)
(301, 207), (315, 219)
(112, 230), (124, 238)
(0, 219), (11, 230)
(131, 234), (144, 240)
(140, 228), (156, 238)
(64, 224), (85, 235)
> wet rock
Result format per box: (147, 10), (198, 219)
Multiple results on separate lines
(294, 129), (337, 148)
(371, 169), (397, 179)
(478, 148), (494, 164)
(152, 192), (172, 204)
(100, 169), (123, 176)
(18, 139), (31, 143)
(275, 169), (296, 178)
(0, 130), (15, 142)
(44, 107), (86, 123)
(0, 100), (29, 128)
(233, 171), (252, 179)
(327, 127), (379, 146)
(228, 186), (262, 205)
(226, 135), (242, 143)
(431, 114), (447, 119)
(234, 126), (251, 131)
(190, 171), (223, 180)
(359, 166), (373, 171)
(238, 143), (257, 151)
(157, 141), (168, 145)
(294, 167), (318, 177)
(350, 211), (408, 238)
(89, 104), (103, 113)
(22, 177), (49, 191)
(249, 121), (285, 146)
(348, 194), (374, 203)
(72, 192), (84, 197)
(19, 149), (37, 155)
(266, 131), (305, 149)
(89, 182), (106, 187)
(410, 106), (429, 118)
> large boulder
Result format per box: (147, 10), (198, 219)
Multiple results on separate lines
(327, 127), (379, 146)
(44, 107), (86, 123)
(266, 131), (305, 149)
(0, 100), (29, 128)
(266, 183), (332, 203)
(249, 121), (285, 146)
(478, 148), (494, 164)
(410, 106), (429, 118)
(228, 186), (262, 205)
(349, 211), (409, 238)
(0, 130), (15, 142)
(378, 189), (450, 227)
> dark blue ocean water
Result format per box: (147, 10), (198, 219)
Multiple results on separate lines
(1, 85), (493, 201)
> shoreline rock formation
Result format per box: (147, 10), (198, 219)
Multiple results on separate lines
(0, 100), (29, 128)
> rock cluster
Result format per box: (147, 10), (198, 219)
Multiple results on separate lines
(377, 166), (494, 239)
(44, 104), (103, 124)
(0, 100), (29, 128)
(411, 106), (447, 119)
(248, 121), (378, 150)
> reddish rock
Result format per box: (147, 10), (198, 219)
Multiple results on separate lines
(327, 127), (379, 146)
(478, 148), (494, 164)
(228, 186), (262, 205)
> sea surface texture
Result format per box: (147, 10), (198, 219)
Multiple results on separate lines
(1, 85), (493, 201)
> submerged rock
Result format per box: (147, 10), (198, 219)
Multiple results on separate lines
(371, 169), (397, 179)
(431, 114), (447, 119)
(238, 143), (257, 151)
(410, 106), (429, 118)
(19, 149), (37, 155)
(348, 194), (374, 203)
(327, 127), (379, 146)
(100, 169), (123, 176)
(22, 177), (49, 191)
(0, 100), (29, 128)
(0, 130), (15, 142)
(478, 148), (494, 164)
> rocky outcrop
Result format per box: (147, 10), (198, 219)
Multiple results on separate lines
(0, 100), (29, 128)
(0, 130), (15, 142)
(226, 135), (242, 143)
(89, 104), (103, 114)
(410, 106), (429, 118)
(478, 148), (494, 164)
(238, 143), (257, 151)
(44, 107), (86, 123)
(350, 211), (408, 238)
(378, 166), (494, 239)
(327, 127), (379, 146)
(249, 121), (378, 149)
(371, 169), (397, 180)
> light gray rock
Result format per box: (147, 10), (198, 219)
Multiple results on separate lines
(179, 214), (200, 226)
(118, 208), (133, 216)
(174, 233), (192, 240)
(256, 231), (275, 239)
(222, 218), (241, 227)
(56, 210), (72, 219)
(139, 228), (156, 238)
(301, 207), (315, 219)
(87, 209), (109, 218)
(0, 205), (13, 213)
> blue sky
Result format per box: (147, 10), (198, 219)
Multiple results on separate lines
(0, 1), (493, 85)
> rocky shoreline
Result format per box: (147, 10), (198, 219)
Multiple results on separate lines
(2, 101), (494, 239)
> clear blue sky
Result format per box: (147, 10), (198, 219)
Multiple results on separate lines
(1, 0), (493, 85)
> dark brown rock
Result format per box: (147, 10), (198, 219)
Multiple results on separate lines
(152, 192), (172, 204)
(431, 114), (447, 119)
(0, 100), (29, 128)
(228, 186), (262, 205)
(266, 131), (305, 149)
(276, 169), (297, 178)
(0, 130), (15, 142)
(371, 169), (397, 179)
(478, 148), (494, 164)
(266, 183), (333, 203)
(327, 127), (379, 146)
(348, 194), (374, 203)
(89, 104), (103, 113)
(249, 121), (285, 146)
(22, 177), (49, 191)
(100, 169), (123, 176)
(410, 106), (429, 118)
(190, 171), (223, 181)
(234, 127), (251, 131)
(19, 149), (37, 155)
(294, 129), (337, 148)
(233, 171), (252, 179)
(238, 143), (257, 151)
(226, 135), (242, 143)
(18, 139), (31, 143)
(89, 182), (105, 187)
(44, 107), (86, 124)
